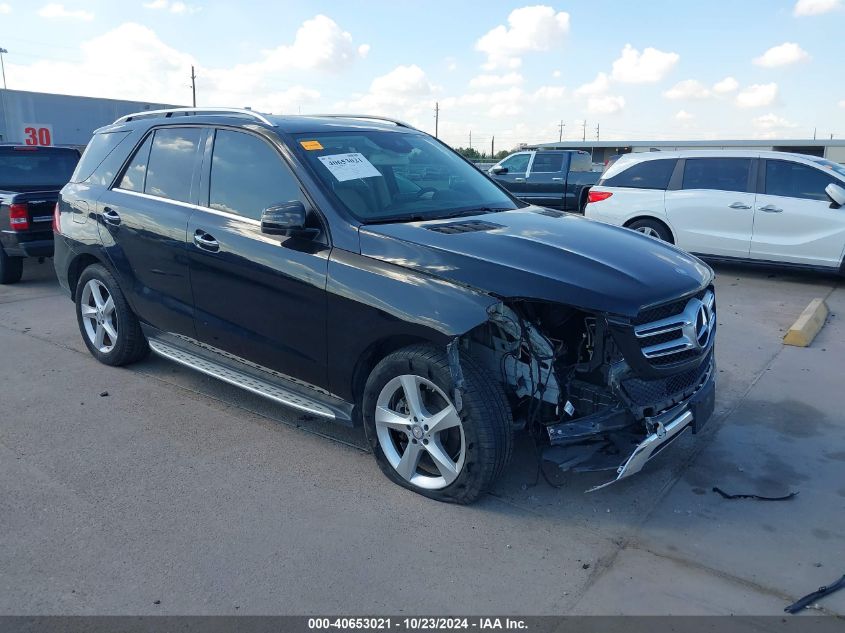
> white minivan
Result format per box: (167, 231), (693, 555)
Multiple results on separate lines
(585, 150), (845, 273)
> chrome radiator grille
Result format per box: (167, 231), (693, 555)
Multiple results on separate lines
(634, 289), (715, 365)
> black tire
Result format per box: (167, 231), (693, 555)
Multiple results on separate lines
(0, 249), (24, 284)
(75, 263), (148, 366)
(362, 344), (513, 504)
(627, 218), (673, 243)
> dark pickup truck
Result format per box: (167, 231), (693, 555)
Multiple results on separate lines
(488, 149), (600, 212)
(0, 145), (80, 283)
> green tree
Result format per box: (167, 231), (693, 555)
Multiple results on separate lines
(454, 146), (482, 160)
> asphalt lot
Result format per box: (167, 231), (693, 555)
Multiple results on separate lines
(1, 258), (843, 616)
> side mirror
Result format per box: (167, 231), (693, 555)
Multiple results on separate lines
(490, 165), (507, 175)
(825, 183), (845, 208)
(260, 201), (312, 237)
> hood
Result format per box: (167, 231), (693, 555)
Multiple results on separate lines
(359, 208), (713, 317)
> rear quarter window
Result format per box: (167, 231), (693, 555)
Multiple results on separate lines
(600, 158), (676, 190)
(71, 131), (131, 183)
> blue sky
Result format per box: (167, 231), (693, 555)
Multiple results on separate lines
(1, 0), (843, 150)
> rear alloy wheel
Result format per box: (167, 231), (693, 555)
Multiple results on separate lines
(0, 249), (24, 284)
(628, 218), (673, 243)
(75, 264), (148, 366)
(363, 344), (513, 504)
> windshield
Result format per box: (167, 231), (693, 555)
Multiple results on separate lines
(0, 148), (79, 189)
(293, 131), (518, 223)
(810, 157), (845, 180)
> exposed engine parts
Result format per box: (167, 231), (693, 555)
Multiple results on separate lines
(458, 291), (717, 489)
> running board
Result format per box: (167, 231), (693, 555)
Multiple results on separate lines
(147, 339), (353, 423)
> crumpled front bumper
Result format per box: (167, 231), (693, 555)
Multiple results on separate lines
(542, 360), (716, 491)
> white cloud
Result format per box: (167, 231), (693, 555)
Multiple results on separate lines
(575, 72), (610, 96)
(663, 79), (710, 100)
(838, 99), (845, 108)
(143, 0), (199, 13)
(793, 0), (841, 15)
(611, 44), (679, 83)
(552, 70), (561, 78)
(587, 95), (625, 114)
(469, 72), (523, 88)
(38, 3), (94, 20)
(339, 64), (436, 114)
(713, 76), (739, 94)
(0, 3), (12, 14)
(357, 44), (370, 58)
(753, 113), (797, 130)
(5, 17), (367, 114)
(675, 110), (694, 121)
(753, 42), (810, 67)
(475, 5), (570, 70)
(735, 83), (779, 108)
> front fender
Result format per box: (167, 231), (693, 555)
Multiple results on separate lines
(326, 248), (498, 399)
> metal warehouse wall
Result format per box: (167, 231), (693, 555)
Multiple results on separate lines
(0, 89), (182, 147)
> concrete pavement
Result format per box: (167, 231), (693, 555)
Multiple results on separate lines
(0, 259), (841, 615)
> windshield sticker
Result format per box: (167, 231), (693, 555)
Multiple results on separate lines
(300, 140), (323, 150)
(318, 153), (382, 182)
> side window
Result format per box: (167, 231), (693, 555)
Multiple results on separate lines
(602, 159), (676, 190)
(117, 135), (152, 193)
(500, 153), (531, 174)
(209, 129), (303, 221)
(531, 153), (564, 173)
(682, 158), (751, 193)
(765, 160), (838, 202)
(144, 128), (202, 203)
(570, 153), (593, 172)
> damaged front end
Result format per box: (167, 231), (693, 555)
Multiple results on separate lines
(461, 287), (717, 490)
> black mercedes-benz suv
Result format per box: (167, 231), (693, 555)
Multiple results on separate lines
(54, 108), (716, 503)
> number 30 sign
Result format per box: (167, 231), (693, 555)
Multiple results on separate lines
(22, 124), (54, 146)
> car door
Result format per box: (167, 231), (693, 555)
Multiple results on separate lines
(97, 126), (204, 337)
(523, 152), (567, 208)
(751, 159), (845, 268)
(188, 127), (330, 388)
(664, 157), (756, 258)
(489, 152), (533, 197)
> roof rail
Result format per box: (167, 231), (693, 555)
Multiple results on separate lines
(309, 114), (417, 130)
(113, 107), (274, 126)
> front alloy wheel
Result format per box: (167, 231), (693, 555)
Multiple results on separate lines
(375, 374), (466, 490)
(362, 344), (513, 504)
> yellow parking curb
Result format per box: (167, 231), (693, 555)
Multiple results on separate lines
(783, 298), (829, 347)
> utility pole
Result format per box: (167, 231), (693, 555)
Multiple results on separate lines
(0, 48), (7, 90)
(434, 102), (439, 138)
(582, 120), (587, 142)
(596, 123), (600, 141)
(558, 120), (565, 143)
(813, 127), (817, 140)
(491, 136), (495, 158)
(190, 65), (197, 108)
(469, 130), (472, 151)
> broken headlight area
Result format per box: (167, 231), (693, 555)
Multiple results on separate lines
(462, 298), (716, 489)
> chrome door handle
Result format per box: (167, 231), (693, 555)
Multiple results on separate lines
(514, 177), (525, 183)
(193, 230), (220, 252)
(552, 177), (564, 182)
(729, 202), (751, 209)
(102, 207), (121, 225)
(759, 205), (783, 213)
